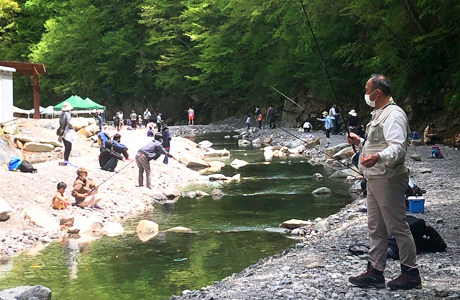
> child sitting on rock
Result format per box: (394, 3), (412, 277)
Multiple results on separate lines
(52, 182), (72, 210)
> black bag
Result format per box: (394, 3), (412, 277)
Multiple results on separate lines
(19, 160), (37, 173)
(56, 127), (65, 137)
(387, 216), (447, 259)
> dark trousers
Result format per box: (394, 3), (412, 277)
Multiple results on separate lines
(163, 148), (170, 164)
(63, 139), (72, 161)
(257, 121), (262, 129)
(326, 128), (332, 138)
(247, 123), (250, 130)
(131, 120), (136, 129)
(157, 123), (162, 132)
(102, 157), (119, 172)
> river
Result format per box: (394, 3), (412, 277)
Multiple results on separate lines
(0, 132), (353, 299)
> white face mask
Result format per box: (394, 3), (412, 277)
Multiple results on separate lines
(364, 90), (377, 107)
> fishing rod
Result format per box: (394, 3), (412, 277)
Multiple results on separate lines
(277, 127), (363, 176)
(297, 0), (356, 153)
(270, 86), (304, 109)
(89, 159), (137, 193)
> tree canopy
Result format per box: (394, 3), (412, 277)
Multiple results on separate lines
(2, 0), (459, 124)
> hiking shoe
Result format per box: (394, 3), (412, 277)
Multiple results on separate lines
(349, 262), (385, 288)
(388, 265), (422, 290)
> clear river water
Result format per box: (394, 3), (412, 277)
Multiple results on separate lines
(0, 132), (353, 299)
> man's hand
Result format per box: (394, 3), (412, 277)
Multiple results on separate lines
(347, 132), (361, 146)
(361, 153), (380, 168)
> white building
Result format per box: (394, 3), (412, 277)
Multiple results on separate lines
(0, 66), (16, 124)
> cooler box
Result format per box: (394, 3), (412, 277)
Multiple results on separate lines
(407, 196), (425, 213)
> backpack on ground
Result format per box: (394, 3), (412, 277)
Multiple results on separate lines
(387, 216), (447, 260)
(8, 157), (22, 171)
(18, 160), (37, 173)
(431, 145), (444, 158)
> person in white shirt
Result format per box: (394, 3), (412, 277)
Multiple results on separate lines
(187, 107), (195, 125)
(329, 104), (339, 134)
(347, 74), (421, 290)
(302, 121), (312, 132)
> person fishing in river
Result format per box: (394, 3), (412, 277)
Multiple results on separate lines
(347, 74), (421, 290)
(135, 133), (174, 189)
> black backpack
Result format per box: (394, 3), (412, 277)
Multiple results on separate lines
(387, 216), (447, 259)
(19, 160), (38, 173)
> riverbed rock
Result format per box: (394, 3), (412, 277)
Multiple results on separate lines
(163, 188), (181, 199)
(238, 139), (251, 147)
(0, 198), (13, 221)
(211, 189), (225, 200)
(185, 191), (197, 198)
(410, 154), (422, 161)
(203, 148), (230, 157)
(312, 173), (323, 180)
(38, 139), (64, 148)
(165, 226), (194, 233)
(333, 147), (354, 160)
(22, 207), (59, 231)
(2, 124), (17, 134)
(329, 169), (360, 178)
(230, 158), (249, 169)
(0, 285), (52, 300)
(198, 140), (213, 149)
(102, 222), (124, 237)
(136, 220), (159, 242)
(325, 143), (350, 158)
(420, 167), (432, 174)
(23, 142), (54, 152)
(311, 187), (332, 195)
(179, 155), (209, 169)
(264, 227), (290, 234)
(280, 219), (312, 229)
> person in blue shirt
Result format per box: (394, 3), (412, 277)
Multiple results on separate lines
(317, 111), (335, 138)
(410, 131), (422, 146)
(97, 131), (111, 151)
(112, 133), (130, 160)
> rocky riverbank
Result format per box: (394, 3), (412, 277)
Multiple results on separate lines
(1, 119), (459, 299)
(168, 142), (460, 299)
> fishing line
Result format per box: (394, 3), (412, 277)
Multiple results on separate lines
(89, 159), (137, 193)
(277, 127), (363, 176)
(298, 0), (356, 153)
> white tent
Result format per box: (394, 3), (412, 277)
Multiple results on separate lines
(29, 106), (45, 114)
(13, 106), (31, 115)
(42, 105), (56, 116)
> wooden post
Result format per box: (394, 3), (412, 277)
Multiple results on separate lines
(33, 67), (40, 119)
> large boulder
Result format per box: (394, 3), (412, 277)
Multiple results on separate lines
(22, 207), (59, 231)
(0, 197), (13, 221)
(179, 155), (209, 169)
(325, 143), (350, 158)
(333, 147), (355, 160)
(23, 142), (54, 152)
(0, 285), (52, 300)
(136, 220), (159, 242)
(38, 139), (64, 148)
(163, 188), (181, 199)
(280, 219), (312, 229)
(238, 139), (251, 147)
(73, 216), (101, 234)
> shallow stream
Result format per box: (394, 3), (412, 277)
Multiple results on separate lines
(0, 132), (353, 299)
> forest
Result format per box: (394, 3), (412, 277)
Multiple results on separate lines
(1, 0), (459, 128)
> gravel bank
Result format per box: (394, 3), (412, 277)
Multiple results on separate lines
(169, 140), (460, 299)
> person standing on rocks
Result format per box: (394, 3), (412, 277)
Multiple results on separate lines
(187, 108), (194, 125)
(130, 110), (137, 130)
(135, 133), (173, 189)
(161, 125), (172, 164)
(156, 113), (163, 132)
(143, 108), (151, 128)
(347, 74), (421, 290)
(267, 104), (276, 129)
(59, 102), (77, 165)
(329, 104), (340, 134)
(317, 111), (334, 139)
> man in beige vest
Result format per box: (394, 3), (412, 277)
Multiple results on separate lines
(347, 74), (421, 290)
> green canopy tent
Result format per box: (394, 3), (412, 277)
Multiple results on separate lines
(54, 95), (106, 111)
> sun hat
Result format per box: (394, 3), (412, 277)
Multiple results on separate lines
(61, 102), (73, 111)
(349, 109), (357, 117)
(76, 167), (89, 175)
(322, 111), (328, 116)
